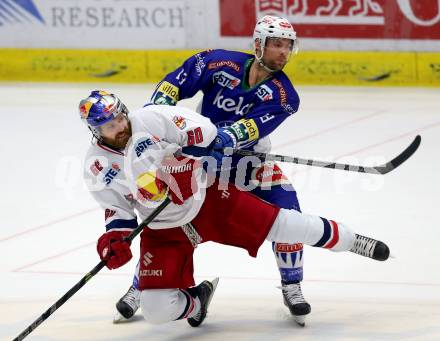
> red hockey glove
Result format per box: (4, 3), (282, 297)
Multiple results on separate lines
(159, 156), (199, 205)
(97, 230), (132, 270)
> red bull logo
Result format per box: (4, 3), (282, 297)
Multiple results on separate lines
(172, 115), (187, 130)
(79, 101), (92, 119)
(90, 159), (103, 176)
(136, 171), (168, 202)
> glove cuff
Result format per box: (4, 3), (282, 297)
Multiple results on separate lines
(218, 128), (238, 147)
(228, 118), (260, 145)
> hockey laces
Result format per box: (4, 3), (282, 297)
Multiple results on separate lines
(188, 295), (203, 321)
(191, 309), (202, 321)
(122, 286), (140, 309)
(278, 283), (306, 304)
(350, 234), (376, 258)
(188, 282), (212, 321)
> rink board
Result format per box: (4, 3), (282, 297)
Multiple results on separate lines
(1, 49), (439, 86)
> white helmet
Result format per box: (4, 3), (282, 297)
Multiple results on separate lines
(253, 15), (299, 72)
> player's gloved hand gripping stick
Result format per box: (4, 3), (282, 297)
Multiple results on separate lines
(13, 198), (171, 341)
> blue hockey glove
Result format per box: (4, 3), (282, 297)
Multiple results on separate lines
(209, 128), (237, 166)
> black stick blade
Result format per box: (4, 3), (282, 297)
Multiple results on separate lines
(373, 135), (421, 174)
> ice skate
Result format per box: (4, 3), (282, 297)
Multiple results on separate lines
(281, 282), (311, 326)
(350, 234), (390, 261)
(187, 277), (219, 327)
(113, 285), (141, 323)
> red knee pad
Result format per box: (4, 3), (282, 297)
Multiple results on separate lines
(138, 227), (195, 289)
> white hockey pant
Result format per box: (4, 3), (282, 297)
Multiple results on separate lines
(266, 208), (355, 251)
(140, 289), (200, 324)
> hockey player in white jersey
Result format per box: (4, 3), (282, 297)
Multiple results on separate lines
(81, 90), (390, 328)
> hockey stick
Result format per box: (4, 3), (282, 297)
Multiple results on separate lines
(230, 135), (421, 175)
(13, 197), (171, 341)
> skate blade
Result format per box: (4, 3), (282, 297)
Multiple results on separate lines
(294, 315), (306, 327)
(204, 277), (220, 319)
(113, 312), (132, 324)
(187, 277), (220, 328)
(207, 277), (219, 308)
(211, 277), (219, 291)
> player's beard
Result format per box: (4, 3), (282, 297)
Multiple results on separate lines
(102, 122), (132, 150)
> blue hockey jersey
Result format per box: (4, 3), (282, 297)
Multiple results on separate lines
(150, 49), (300, 149)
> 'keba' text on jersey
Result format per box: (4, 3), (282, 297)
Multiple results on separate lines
(135, 136), (160, 157)
(213, 89), (253, 116)
(213, 71), (240, 89)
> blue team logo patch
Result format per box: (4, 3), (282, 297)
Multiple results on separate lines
(0, 0), (45, 25)
(256, 85), (273, 102)
(213, 71), (241, 89)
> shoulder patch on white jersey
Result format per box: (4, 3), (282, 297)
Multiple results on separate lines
(90, 159), (104, 176)
(172, 115), (187, 130)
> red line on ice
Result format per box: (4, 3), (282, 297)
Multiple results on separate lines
(0, 207), (99, 243)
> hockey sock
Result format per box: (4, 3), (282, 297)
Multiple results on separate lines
(272, 242), (304, 282)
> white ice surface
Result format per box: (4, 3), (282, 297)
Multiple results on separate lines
(1, 83), (440, 340)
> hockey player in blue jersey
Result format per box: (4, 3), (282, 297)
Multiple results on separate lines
(115, 15), (311, 325)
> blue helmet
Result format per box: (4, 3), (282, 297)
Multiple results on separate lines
(79, 90), (128, 139)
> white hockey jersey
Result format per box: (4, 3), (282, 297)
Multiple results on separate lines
(84, 104), (217, 231)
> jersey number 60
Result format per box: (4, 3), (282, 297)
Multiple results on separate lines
(187, 127), (204, 146)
